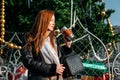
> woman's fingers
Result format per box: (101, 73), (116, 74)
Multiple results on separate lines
(56, 64), (65, 75)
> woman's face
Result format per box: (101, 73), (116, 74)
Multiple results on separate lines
(47, 15), (55, 31)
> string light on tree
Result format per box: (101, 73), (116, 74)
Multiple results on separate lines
(101, 10), (106, 17)
(0, 0), (22, 55)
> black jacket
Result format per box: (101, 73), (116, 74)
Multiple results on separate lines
(21, 35), (72, 80)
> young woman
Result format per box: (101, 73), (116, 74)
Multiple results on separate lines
(21, 10), (72, 80)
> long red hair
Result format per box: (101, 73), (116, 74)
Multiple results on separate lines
(24, 10), (55, 55)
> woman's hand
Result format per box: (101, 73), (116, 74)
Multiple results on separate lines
(65, 40), (72, 48)
(63, 35), (72, 48)
(56, 64), (65, 75)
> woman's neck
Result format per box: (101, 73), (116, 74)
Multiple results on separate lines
(45, 30), (51, 38)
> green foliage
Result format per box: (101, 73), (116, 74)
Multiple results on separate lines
(5, 0), (71, 32)
(3, 0), (116, 44)
(75, 0), (115, 44)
